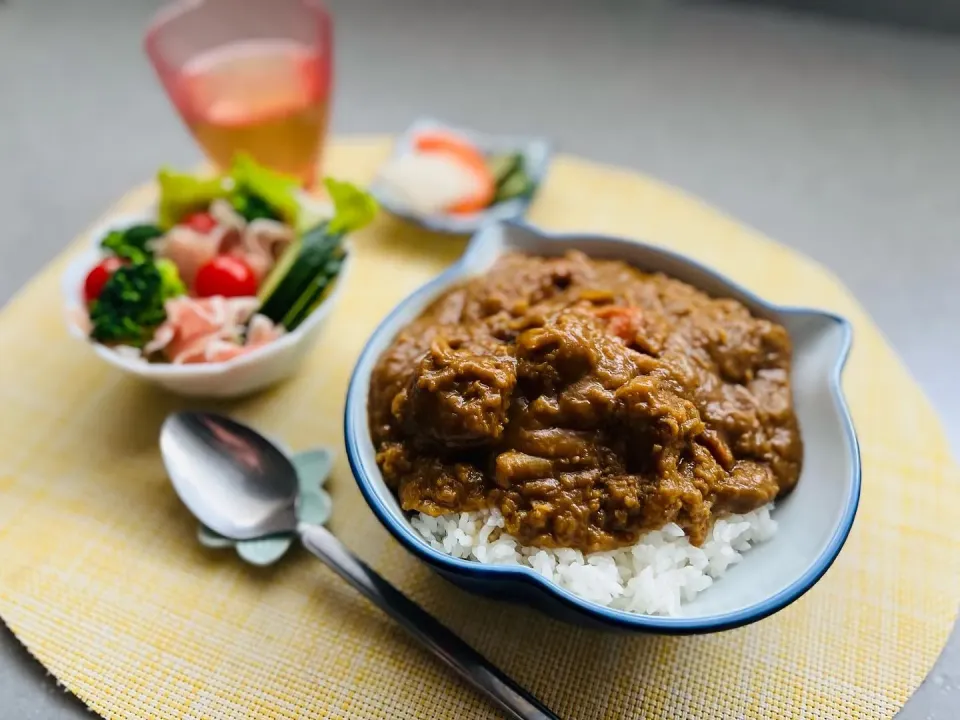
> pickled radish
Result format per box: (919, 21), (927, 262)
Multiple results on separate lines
(376, 129), (499, 216)
(413, 132), (495, 213)
(377, 153), (490, 215)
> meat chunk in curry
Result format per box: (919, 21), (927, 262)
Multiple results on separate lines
(369, 251), (802, 553)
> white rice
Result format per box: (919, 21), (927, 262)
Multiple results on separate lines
(410, 504), (777, 616)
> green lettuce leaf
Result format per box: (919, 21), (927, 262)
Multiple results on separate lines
(324, 178), (378, 235)
(156, 154), (303, 229)
(229, 153), (300, 225)
(157, 168), (228, 229)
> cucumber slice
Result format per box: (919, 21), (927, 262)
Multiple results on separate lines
(283, 252), (346, 330)
(257, 223), (344, 328)
(259, 245), (319, 319)
(489, 153), (534, 204)
(278, 249), (341, 327)
(494, 167), (535, 203)
(257, 237), (302, 303)
(488, 154), (522, 185)
(490, 153), (524, 190)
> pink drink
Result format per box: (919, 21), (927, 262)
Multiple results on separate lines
(146, 0), (333, 185)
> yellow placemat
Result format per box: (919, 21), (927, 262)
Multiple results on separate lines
(1, 138), (958, 720)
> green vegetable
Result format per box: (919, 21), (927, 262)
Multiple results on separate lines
(155, 258), (187, 300)
(257, 180), (376, 330)
(324, 178), (379, 235)
(229, 153), (300, 225)
(157, 168), (228, 229)
(283, 253), (346, 329)
(156, 154), (301, 228)
(89, 261), (176, 347)
(489, 153), (535, 204)
(257, 223), (344, 330)
(256, 235), (302, 304)
(100, 224), (164, 263)
(230, 191), (282, 224)
(487, 154), (519, 181)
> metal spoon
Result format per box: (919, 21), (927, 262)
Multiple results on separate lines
(160, 411), (559, 720)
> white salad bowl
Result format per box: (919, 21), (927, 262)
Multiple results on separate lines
(62, 208), (346, 399)
(345, 221), (861, 633)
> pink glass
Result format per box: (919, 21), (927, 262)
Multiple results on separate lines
(145, 0), (333, 186)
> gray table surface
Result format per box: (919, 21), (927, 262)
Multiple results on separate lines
(1, 0), (958, 717)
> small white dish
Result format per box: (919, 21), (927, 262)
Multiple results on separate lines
(369, 117), (552, 235)
(62, 203), (345, 399)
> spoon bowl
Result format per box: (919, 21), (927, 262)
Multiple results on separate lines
(160, 412), (298, 539)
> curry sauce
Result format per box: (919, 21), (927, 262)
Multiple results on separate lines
(369, 251), (802, 552)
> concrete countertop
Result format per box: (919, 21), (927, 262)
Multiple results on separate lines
(1, 0), (957, 717)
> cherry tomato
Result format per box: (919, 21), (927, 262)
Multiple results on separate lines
(194, 256), (258, 298)
(83, 256), (126, 303)
(181, 211), (218, 234)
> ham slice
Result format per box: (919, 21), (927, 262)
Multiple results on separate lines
(153, 226), (224, 288)
(208, 199), (246, 234)
(145, 296), (284, 364)
(221, 219), (295, 282)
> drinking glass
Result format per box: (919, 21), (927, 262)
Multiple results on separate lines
(145, 0), (333, 185)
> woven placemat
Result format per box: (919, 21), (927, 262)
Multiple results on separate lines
(1, 138), (957, 720)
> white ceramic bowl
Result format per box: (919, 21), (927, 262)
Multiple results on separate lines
(345, 221), (860, 633)
(62, 208), (346, 398)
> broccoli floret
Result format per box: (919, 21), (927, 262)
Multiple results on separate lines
(89, 260), (185, 347)
(155, 258), (187, 300)
(100, 224), (164, 263)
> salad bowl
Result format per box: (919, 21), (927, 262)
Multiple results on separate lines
(344, 221), (861, 633)
(62, 207), (349, 399)
(62, 155), (377, 399)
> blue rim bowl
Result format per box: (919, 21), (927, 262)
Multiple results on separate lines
(345, 221), (860, 633)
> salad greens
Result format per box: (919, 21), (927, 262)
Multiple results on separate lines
(89, 259), (186, 347)
(324, 178), (380, 235)
(157, 169), (228, 230)
(156, 153), (300, 229)
(100, 224), (164, 263)
(257, 179), (377, 330)
(229, 153), (300, 225)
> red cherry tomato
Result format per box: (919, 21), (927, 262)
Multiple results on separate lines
(194, 256), (258, 298)
(83, 256), (126, 303)
(181, 211), (218, 234)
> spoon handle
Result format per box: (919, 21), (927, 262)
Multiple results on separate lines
(298, 523), (560, 720)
